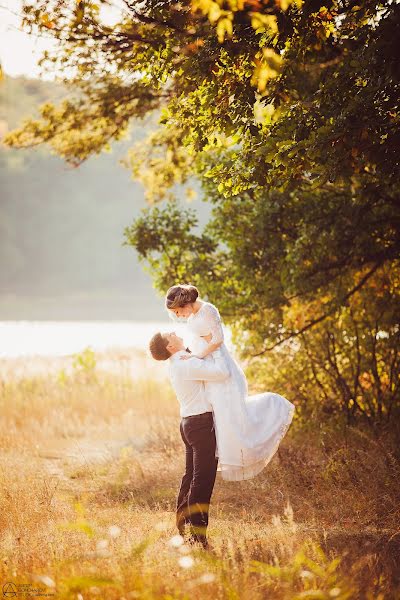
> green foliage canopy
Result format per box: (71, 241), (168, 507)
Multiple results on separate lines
(4, 0), (400, 423)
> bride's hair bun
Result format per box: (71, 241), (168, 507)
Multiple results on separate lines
(165, 284), (199, 309)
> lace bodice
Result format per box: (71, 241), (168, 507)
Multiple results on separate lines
(187, 302), (224, 345)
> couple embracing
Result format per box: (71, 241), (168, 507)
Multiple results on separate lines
(149, 284), (295, 549)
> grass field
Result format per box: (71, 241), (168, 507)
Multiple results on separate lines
(0, 350), (399, 599)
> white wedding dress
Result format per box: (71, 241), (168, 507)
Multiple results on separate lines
(186, 301), (295, 481)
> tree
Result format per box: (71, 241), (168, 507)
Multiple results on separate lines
(244, 263), (400, 433)
(4, 0), (400, 422)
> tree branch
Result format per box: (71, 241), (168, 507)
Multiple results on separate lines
(251, 261), (383, 357)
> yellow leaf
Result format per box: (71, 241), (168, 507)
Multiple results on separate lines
(216, 17), (233, 42)
(185, 187), (197, 201)
(209, 3), (222, 23)
(250, 13), (278, 35)
(279, 0), (303, 9)
(41, 13), (56, 29)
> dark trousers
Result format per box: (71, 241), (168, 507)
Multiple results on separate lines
(176, 411), (218, 547)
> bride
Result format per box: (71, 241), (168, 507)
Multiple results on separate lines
(165, 284), (295, 481)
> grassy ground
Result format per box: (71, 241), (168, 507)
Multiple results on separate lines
(0, 351), (399, 599)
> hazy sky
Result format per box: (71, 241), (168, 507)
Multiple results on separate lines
(0, 0), (125, 79)
(0, 0), (52, 78)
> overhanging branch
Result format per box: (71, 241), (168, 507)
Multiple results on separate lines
(251, 261), (383, 357)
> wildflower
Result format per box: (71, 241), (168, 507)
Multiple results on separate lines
(97, 539), (109, 550)
(199, 572), (216, 584)
(108, 525), (121, 538)
(35, 575), (56, 588)
(96, 539), (111, 557)
(300, 569), (314, 579)
(178, 555), (194, 568)
(168, 534), (184, 548)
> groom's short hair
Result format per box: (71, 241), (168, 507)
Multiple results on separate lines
(149, 332), (171, 361)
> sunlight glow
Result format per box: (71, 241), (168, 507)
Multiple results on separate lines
(0, 0), (59, 79)
(0, 0), (128, 80)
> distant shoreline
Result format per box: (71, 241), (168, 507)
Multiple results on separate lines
(0, 320), (185, 358)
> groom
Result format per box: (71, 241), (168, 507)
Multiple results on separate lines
(149, 331), (229, 549)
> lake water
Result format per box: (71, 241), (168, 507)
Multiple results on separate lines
(0, 320), (193, 358)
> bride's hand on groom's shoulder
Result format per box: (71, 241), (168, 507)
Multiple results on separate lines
(180, 354), (197, 360)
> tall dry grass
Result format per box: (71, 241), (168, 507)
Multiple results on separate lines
(0, 350), (399, 599)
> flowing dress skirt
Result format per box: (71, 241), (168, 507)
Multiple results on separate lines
(196, 342), (295, 481)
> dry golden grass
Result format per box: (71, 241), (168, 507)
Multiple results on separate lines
(0, 350), (399, 599)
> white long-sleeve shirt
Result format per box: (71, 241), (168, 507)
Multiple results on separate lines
(168, 349), (229, 417)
